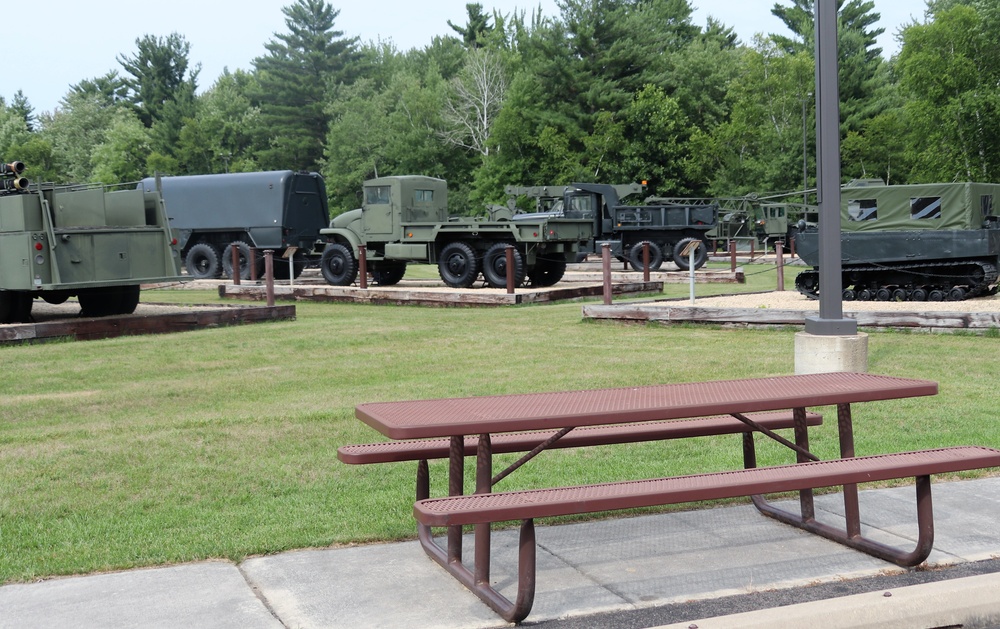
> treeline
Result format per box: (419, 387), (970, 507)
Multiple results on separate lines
(2, 0), (999, 216)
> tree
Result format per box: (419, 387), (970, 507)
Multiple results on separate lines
(252, 0), (362, 171)
(440, 48), (509, 157)
(117, 33), (199, 129)
(447, 3), (496, 49)
(89, 111), (154, 184)
(896, 2), (1000, 182)
(770, 0), (887, 131)
(40, 76), (134, 183)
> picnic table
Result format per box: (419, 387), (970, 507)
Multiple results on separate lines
(343, 372), (1000, 623)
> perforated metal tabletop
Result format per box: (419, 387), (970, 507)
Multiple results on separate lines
(355, 372), (938, 440)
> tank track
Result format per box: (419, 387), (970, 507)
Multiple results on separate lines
(795, 260), (999, 302)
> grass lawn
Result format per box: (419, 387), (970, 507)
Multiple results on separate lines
(1, 262), (998, 583)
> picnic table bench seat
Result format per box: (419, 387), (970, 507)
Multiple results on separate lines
(337, 410), (823, 465)
(413, 446), (1000, 624)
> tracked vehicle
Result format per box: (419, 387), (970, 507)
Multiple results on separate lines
(794, 180), (1000, 301)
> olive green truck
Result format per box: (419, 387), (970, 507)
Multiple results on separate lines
(319, 175), (592, 289)
(1, 161), (183, 323)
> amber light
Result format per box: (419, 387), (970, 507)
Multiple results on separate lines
(34, 242), (43, 251)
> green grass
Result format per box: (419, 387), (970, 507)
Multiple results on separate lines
(1, 262), (997, 583)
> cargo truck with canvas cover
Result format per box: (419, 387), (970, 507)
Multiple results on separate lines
(139, 171), (328, 280)
(795, 180), (1000, 301)
(1, 161), (183, 323)
(319, 175), (591, 289)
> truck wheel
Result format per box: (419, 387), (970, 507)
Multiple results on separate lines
(0, 291), (33, 324)
(371, 262), (407, 286)
(222, 241), (253, 280)
(672, 238), (708, 271)
(529, 256), (567, 287)
(78, 285), (138, 317)
(438, 242), (480, 288)
(627, 241), (663, 272)
(320, 243), (358, 286)
(482, 243), (526, 289)
(185, 243), (221, 279)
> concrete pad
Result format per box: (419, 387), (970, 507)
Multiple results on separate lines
(0, 561), (279, 629)
(652, 571), (1000, 629)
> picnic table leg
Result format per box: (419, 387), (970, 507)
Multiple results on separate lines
(448, 435), (464, 564)
(475, 434), (492, 585)
(837, 403), (862, 538)
(793, 407), (816, 521)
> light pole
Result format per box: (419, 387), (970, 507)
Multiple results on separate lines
(802, 92), (812, 204)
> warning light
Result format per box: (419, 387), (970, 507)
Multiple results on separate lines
(641, 180), (648, 186)
(34, 242), (43, 251)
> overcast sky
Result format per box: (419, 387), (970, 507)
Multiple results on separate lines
(3, 0), (923, 116)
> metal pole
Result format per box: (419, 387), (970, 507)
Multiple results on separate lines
(249, 248), (258, 282)
(805, 0), (857, 336)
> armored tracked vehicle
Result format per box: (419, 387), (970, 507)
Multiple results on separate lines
(319, 176), (591, 288)
(2, 162), (183, 323)
(794, 180), (1000, 301)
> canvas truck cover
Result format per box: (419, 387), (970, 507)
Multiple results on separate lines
(840, 181), (1000, 232)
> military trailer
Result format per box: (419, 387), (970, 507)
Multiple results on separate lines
(1, 162), (183, 323)
(139, 171), (328, 280)
(795, 180), (1000, 301)
(319, 176), (591, 289)
(504, 183), (717, 271)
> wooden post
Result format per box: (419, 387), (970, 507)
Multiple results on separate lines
(263, 250), (275, 307)
(642, 241), (650, 282)
(505, 245), (515, 295)
(249, 247), (258, 282)
(729, 240), (737, 272)
(231, 244), (240, 286)
(601, 243), (612, 305)
(776, 240), (785, 291)
(359, 245), (368, 290)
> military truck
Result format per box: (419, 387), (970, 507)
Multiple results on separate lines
(795, 180), (1000, 301)
(503, 183), (717, 271)
(139, 171), (328, 280)
(1, 162), (183, 323)
(319, 175), (591, 288)
(651, 194), (815, 253)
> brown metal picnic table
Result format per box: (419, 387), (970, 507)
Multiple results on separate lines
(354, 372), (941, 618)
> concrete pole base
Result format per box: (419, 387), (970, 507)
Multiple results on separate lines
(794, 331), (869, 374)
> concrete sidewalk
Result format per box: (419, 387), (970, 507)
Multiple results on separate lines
(2, 477), (999, 629)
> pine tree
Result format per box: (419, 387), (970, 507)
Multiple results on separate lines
(252, 0), (361, 171)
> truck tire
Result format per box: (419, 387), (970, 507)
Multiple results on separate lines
(529, 256), (567, 287)
(482, 243), (526, 289)
(672, 238), (708, 271)
(78, 285), (140, 317)
(0, 291), (33, 324)
(185, 243), (221, 279)
(627, 241), (663, 272)
(222, 241), (253, 280)
(320, 243), (358, 286)
(371, 262), (407, 286)
(438, 242), (480, 288)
